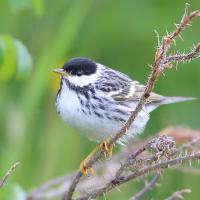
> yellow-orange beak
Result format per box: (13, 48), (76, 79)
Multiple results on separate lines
(52, 68), (69, 76)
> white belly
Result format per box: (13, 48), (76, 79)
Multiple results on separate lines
(56, 83), (149, 142)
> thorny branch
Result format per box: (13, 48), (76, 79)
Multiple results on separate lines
(63, 4), (200, 200)
(77, 154), (199, 200)
(27, 127), (200, 200)
(0, 162), (20, 189)
(74, 138), (199, 200)
(165, 43), (200, 65)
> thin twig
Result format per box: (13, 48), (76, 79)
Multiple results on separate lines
(165, 189), (191, 200)
(179, 135), (200, 151)
(27, 174), (75, 200)
(130, 173), (160, 200)
(165, 43), (200, 64)
(63, 4), (200, 200)
(115, 142), (148, 178)
(0, 162), (20, 189)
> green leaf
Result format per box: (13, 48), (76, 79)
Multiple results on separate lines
(0, 35), (32, 82)
(0, 35), (17, 82)
(14, 39), (32, 80)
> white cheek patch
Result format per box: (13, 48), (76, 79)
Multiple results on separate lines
(66, 68), (101, 87)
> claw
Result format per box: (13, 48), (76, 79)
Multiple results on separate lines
(79, 145), (99, 176)
(79, 138), (113, 176)
(99, 139), (113, 158)
(80, 158), (94, 176)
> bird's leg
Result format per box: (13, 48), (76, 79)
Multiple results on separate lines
(80, 145), (98, 176)
(99, 138), (113, 158)
(80, 138), (113, 176)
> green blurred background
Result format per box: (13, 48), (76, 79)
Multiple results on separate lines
(0, 0), (200, 199)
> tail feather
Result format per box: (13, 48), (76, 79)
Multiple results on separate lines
(146, 96), (196, 112)
(161, 96), (196, 105)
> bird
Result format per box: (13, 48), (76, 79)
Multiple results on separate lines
(53, 57), (194, 175)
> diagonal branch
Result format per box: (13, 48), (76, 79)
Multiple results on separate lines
(169, 3), (200, 41)
(165, 189), (191, 200)
(0, 162), (20, 189)
(63, 4), (200, 200)
(130, 173), (160, 200)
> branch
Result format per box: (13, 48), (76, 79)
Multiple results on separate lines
(74, 133), (198, 200)
(114, 134), (176, 182)
(76, 152), (200, 200)
(165, 43), (200, 64)
(0, 162), (20, 189)
(130, 173), (160, 200)
(26, 174), (76, 200)
(26, 127), (200, 200)
(63, 4), (200, 199)
(179, 135), (200, 151)
(165, 189), (191, 200)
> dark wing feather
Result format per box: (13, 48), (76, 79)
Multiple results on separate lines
(96, 67), (164, 103)
(111, 82), (164, 103)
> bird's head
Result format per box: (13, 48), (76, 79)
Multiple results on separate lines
(53, 57), (101, 87)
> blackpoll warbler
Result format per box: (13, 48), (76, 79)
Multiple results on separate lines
(53, 57), (194, 174)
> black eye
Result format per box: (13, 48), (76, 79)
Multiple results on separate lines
(77, 70), (83, 76)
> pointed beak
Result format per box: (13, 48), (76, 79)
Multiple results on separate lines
(52, 68), (69, 76)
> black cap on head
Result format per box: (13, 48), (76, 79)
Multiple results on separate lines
(62, 57), (97, 76)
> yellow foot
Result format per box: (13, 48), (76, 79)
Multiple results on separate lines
(80, 157), (94, 176)
(99, 138), (113, 158)
(80, 145), (99, 176)
(80, 138), (113, 176)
